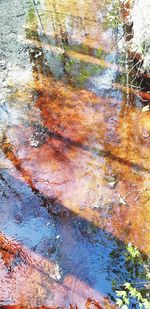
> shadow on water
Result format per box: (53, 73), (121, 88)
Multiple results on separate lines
(0, 167), (117, 305)
(0, 0), (150, 308)
(0, 167), (149, 308)
(0, 133), (149, 307)
(3, 120), (149, 174)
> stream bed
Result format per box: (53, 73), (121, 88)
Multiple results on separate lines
(0, 0), (150, 308)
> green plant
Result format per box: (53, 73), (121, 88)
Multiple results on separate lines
(115, 244), (150, 308)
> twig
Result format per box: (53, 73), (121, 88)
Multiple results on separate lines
(134, 184), (150, 202)
(110, 33), (125, 51)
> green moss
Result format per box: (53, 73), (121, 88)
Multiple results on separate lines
(27, 7), (37, 25)
(95, 46), (104, 58)
(26, 7), (38, 39)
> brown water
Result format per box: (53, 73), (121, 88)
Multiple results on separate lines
(0, 0), (150, 308)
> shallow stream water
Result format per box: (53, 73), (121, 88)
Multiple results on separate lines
(0, 0), (150, 308)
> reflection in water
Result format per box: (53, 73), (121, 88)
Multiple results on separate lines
(0, 0), (150, 308)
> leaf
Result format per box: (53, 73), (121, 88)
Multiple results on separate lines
(116, 291), (125, 297)
(142, 299), (150, 309)
(112, 279), (117, 287)
(124, 298), (129, 305)
(126, 243), (140, 257)
(146, 272), (150, 279)
(137, 292), (143, 301)
(116, 299), (123, 307)
(129, 287), (137, 297)
(124, 282), (131, 289)
(142, 105), (149, 112)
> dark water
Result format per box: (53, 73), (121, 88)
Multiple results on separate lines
(0, 0), (150, 308)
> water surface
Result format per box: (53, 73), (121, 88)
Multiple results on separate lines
(0, 0), (150, 308)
